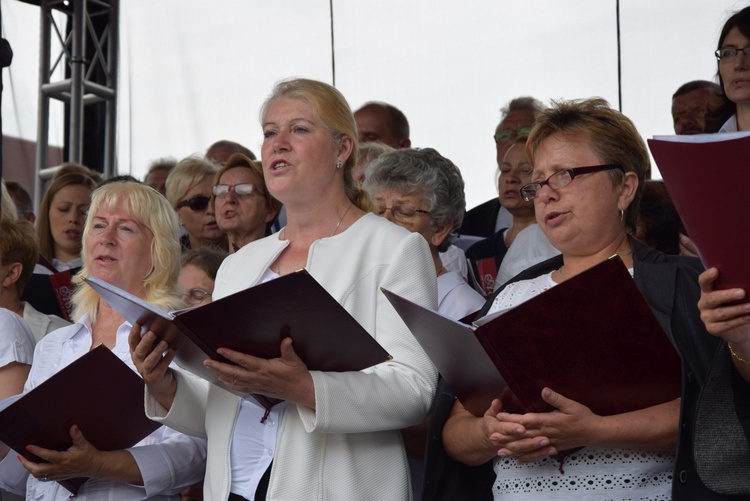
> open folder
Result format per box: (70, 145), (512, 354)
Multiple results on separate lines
(0, 345), (160, 495)
(648, 131), (750, 293)
(83, 270), (391, 407)
(382, 256), (681, 417)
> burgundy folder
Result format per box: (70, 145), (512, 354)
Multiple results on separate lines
(383, 256), (681, 417)
(649, 132), (750, 293)
(0, 345), (159, 495)
(84, 270), (391, 408)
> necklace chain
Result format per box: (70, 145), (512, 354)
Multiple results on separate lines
(274, 204), (354, 275)
(556, 267), (568, 281)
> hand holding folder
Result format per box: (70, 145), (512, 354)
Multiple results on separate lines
(383, 256), (681, 418)
(86, 270), (391, 408)
(0, 346), (159, 495)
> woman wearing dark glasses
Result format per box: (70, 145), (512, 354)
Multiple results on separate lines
(165, 157), (227, 252)
(211, 153), (282, 253)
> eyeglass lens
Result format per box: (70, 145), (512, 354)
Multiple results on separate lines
(213, 183), (257, 197)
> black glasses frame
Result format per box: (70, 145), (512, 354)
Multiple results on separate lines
(715, 46), (750, 61)
(176, 195), (211, 211)
(520, 164), (625, 201)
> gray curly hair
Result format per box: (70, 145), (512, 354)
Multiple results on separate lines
(363, 147), (466, 252)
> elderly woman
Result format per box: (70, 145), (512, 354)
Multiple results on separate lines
(178, 247), (227, 307)
(130, 78), (438, 501)
(364, 147), (484, 319)
(428, 98), (717, 501)
(212, 153), (281, 253)
(166, 157), (226, 252)
(0, 181), (207, 500)
(706, 6), (750, 132)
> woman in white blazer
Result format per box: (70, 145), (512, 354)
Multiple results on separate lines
(131, 78), (439, 501)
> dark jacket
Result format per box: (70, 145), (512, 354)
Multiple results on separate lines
(459, 198), (500, 238)
(422, 239), (750, 501)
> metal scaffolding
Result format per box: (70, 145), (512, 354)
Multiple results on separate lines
(30, 0), (118, 208)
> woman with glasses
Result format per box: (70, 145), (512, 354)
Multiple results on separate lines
(130, 78), (438, 501)
(165, 157), (226, 252)
(0, 181), (207, 500)
(178, 247), (227, 308)
(364, 147), (484, 320)
(428, 98), (718, 501)
(211, 153), (281, 253)
(706, 6), (750, 132)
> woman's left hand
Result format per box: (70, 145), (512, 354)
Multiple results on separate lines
(206, 337), (316, 409)
(20, 425), (105, 482)
(496, 388), (601, 462)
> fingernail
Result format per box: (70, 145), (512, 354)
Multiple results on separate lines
(540, 439), (550, 447)
(735, 289), (745, 298)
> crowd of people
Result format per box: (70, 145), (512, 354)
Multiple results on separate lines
(0, 6), (748, 501)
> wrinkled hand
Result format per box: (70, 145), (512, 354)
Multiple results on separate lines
(698, 268), (750, 342)
(128, 322), (177, 410)
(496, 388), (601, 463)
(19, 425), (104, 482)
(206, 338), (315, 409)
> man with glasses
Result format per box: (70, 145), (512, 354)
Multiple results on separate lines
(459, 97), (544, 238)
(671, 80), (721, 135)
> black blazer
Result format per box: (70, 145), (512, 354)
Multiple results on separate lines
(459, 198), (500, 238)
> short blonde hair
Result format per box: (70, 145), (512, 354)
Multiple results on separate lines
(72, 181), (184, 321)
(165, 156), (218, 209)
(0, 218), (38, 294)
(1, 180), (17, 222)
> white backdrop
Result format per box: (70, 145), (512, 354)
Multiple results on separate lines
(2, 0), (747, 208)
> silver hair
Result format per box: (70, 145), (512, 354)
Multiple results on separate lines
(363, 147), (466, 252)
(500, 96), (545, 119)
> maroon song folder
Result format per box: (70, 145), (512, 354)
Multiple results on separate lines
(648, 131), (750, 293)
(84, 270), (391, 408)
(0, 345), (159, 495)
(383, 256), (681, 417)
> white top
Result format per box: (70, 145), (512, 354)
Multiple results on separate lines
(22, 301), (70, 344)
(147, 213), (438, 501)
(440, 244), (469, 280)
(0, 308), (35, 368)
(33, 258), (83, 275)
(0, 316), (207, 500)
(495, 205), (513, 233)
(437, 270), (485, 320)
(494, 224), (560, 290)
(719, 114), (738, 133)
(487, 271), (673, 501)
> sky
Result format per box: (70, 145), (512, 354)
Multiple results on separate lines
(2, 0), (748, 208)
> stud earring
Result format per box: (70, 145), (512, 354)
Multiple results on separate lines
(336, 161), (343, 169)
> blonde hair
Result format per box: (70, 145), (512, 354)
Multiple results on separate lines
(1, 180), (17, 222)
(0, 218), (38, 294)
(165, 156), (218, 209)
(71, 181), (184, 322)
(260, 78), (369, 210)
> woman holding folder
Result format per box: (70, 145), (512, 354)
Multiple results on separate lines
(130, 78), (438, 501)
(433, 98), (718, 501)
(0, 181), (207, 500)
